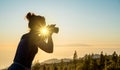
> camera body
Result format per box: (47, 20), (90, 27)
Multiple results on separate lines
(47, 24), (59, 34)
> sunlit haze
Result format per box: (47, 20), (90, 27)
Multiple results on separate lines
(0, 0), (120, 69)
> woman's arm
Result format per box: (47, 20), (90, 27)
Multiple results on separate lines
(35, 35), (53, 53)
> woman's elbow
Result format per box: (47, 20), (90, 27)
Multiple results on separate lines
(47, 49), (53, 53)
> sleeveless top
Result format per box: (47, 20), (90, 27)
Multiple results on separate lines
(14, 32), (39, 68)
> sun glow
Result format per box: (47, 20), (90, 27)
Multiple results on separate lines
(40, 27), (49, 36)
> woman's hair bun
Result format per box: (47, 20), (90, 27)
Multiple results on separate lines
(26, 12), (35, 21)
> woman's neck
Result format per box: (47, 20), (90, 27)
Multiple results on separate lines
(30, 30), (38, 34)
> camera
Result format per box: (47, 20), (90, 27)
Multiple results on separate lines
(47, 24), (59, 34)
(39, 24), (59, 36)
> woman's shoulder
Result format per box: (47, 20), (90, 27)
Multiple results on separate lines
(21, 32), (43, 41)
(21, 33), (30, 39)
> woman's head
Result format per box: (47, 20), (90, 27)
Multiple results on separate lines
(26, 12), (46, 31)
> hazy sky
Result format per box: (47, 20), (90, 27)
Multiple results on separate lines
(0, 0), (120, 69)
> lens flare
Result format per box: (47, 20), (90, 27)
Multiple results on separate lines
(40, 27), (49, 36)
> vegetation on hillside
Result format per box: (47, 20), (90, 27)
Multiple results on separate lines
(32, 51), (120, 70)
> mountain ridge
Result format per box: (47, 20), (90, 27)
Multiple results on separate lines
(40, 58), (72, 65)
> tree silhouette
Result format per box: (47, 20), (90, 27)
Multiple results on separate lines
(60, 59), (64, 70)
(82, 54), (92, 70)
(112, 51), (118, 69)
(73, 50), (78, 60)
(73, 50), (78, 70)
(100, 51), (105, 70)
(32, 62), (40, 70)
(54, 66), (58, 70)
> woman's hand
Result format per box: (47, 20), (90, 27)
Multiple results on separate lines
(35, 31), (54, 53)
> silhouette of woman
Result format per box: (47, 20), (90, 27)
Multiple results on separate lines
(8, 12), (54, 70)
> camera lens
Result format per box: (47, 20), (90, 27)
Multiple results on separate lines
(54, 27), (59, 33)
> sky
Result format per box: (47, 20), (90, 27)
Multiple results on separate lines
(0, 0), (120, 69)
